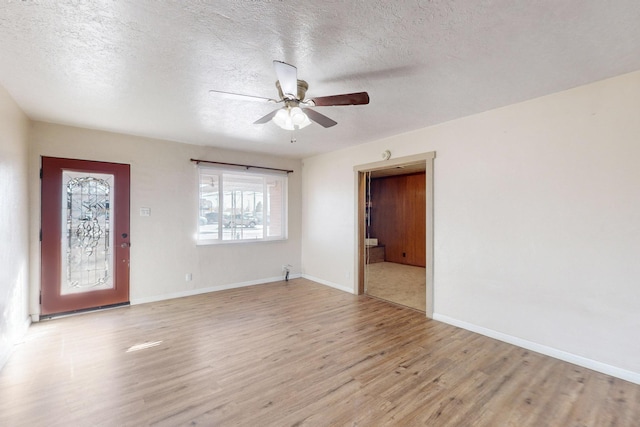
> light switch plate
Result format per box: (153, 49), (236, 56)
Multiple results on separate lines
(140, 207), (151, 217)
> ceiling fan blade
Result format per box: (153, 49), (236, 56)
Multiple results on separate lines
(304, 108), (337, 128)
(209, 89), (277, 103)
(309, 91), (370, 107)
(253, 108), (281, 124)
(273, 60), (298, 98)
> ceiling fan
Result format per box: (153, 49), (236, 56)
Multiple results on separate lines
(209, 60), (369, 130)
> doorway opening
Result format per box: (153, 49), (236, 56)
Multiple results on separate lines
(354, 152), (435, 317)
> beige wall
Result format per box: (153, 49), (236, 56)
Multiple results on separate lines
(0, 85), (30, 369)
(301, 70), (640, 383)
(28, 122), (302, 314)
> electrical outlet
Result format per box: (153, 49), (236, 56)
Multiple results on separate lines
(185, 273), (192, 281)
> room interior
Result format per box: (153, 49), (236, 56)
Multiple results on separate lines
(2, 1), (640, 424)
(364, 166), (427, 312)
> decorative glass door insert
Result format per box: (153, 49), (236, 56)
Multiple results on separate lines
(61, 170), (115, 294)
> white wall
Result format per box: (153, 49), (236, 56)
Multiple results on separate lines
(0, 85), (30, 370)
(28, 122), (302, 314)
(301, 70), (640, 383)
(301, 151), (360, 293)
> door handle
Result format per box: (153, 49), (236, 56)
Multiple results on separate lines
(120, 242), (130, 248)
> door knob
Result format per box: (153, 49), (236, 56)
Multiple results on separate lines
(121, 242), (130, 248)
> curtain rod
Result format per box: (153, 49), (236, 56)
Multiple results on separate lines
(190, 158), (293, 174)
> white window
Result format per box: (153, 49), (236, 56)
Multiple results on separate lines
(197, 165), (288, 244)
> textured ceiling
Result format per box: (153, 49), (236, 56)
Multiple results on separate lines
(1, 1), (639, 158)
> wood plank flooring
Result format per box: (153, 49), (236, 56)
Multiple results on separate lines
(1, 278), (639, 426)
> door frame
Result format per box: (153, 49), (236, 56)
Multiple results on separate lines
(354, 152), (435, 318)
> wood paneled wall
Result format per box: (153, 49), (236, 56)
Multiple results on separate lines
(369, 172), (426, 267)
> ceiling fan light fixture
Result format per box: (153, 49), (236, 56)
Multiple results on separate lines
(290, 107), (307, 126)
(272, 106), (311, 130)
(273, 108), (293, 130)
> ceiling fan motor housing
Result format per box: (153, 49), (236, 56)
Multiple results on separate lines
(276, 79), (309, 101)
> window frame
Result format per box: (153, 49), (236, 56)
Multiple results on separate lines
(196, 165), (288, 245)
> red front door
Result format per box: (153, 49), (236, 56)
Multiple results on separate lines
(41, 157), (130, 316)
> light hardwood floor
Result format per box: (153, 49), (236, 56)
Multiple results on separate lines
(1, 278), (639, 426)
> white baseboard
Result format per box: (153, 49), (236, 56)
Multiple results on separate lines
(301, 274), (355, 294)
(130, 274), (301, 305)
(433, 313), (640, 385)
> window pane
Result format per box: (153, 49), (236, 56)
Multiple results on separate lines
(266, 175), (285, 238)
(197, 167), (287, 244)
(222, 173), (264, 241)
(199, 172), (219, 242)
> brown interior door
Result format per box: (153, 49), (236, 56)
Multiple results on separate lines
(41, 157), (130, 316)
